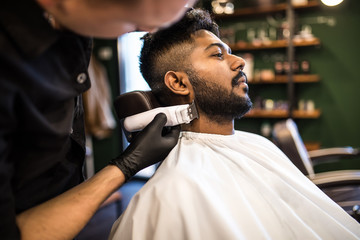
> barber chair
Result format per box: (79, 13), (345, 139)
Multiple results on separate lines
(272, 118), (360, 222)
(114, 90), (161, 142)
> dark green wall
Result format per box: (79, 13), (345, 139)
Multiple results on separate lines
(91, 39), (122, 172)
(296, 0), (360, 171)
(294, 1), (360, 149)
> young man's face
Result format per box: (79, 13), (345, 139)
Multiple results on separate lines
(187, 30), (252, 121)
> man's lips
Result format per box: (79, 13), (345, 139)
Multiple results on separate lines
(232, 71), (248, 87)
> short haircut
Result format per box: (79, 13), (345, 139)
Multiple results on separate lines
(140, 8), (219, 105)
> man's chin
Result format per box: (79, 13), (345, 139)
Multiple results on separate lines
(233, 90), (250, 100)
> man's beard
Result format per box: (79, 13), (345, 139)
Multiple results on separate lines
(187, 70), (252, 124)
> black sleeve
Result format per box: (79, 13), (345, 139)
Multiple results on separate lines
(0, 55), (21, 239)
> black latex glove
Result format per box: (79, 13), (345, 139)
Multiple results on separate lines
(109, 113), (180, 181)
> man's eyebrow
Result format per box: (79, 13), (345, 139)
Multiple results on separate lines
(205, 42), (232, 54)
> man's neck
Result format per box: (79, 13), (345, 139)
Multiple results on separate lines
(181, 114), (234, 135)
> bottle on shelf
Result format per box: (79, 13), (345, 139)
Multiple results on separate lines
(300, 60), (310, 74)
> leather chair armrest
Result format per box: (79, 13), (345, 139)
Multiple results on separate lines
(311, 170), (360, 187)
(309, 147), (360, 164)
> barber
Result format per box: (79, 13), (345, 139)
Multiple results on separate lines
(0, 0), (194, 239)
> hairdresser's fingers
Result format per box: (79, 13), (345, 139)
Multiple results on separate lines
(148, 113), (168, 134)
(109, 113), (177, 181)
(163, 125), (181, 142)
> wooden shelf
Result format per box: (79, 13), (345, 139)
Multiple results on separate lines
(249, 74), (320, 84)
(230, 38), (320, 51)
(245, 109), (288, 118)
(292, 109), (321, 118)
(214, 1), (320, 19)
(244, 109), (321, 119)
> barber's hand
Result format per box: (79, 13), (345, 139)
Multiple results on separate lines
(110, 113), (180, 181)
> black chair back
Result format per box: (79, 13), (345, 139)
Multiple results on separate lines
(113, 91), (160, 142)
(272, 119), (315, 178)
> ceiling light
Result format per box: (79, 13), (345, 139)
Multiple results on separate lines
(321, 0), (344, 7)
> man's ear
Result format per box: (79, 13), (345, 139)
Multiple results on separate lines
(164, 71), (191, 96)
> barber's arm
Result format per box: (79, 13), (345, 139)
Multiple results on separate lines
(16, 113), (180, 240)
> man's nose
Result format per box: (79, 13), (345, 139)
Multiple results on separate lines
(230, 56), (245, 71)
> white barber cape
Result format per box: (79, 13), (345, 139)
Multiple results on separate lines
(109, 131), (360, 240)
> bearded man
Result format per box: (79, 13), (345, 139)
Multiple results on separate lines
(109, 8), (360, 240)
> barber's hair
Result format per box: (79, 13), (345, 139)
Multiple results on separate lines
(140, 8), (219, 105)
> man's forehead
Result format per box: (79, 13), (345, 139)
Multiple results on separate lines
(193, 29), (230, 52)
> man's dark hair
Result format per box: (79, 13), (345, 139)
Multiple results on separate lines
(140, 8), (219, 105)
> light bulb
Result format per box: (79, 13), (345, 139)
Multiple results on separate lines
(321, 0), (344, 7)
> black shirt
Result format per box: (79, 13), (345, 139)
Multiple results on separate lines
(0, 1), (92, 239)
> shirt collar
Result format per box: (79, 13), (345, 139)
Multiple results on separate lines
(0, 0), (59, 58)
